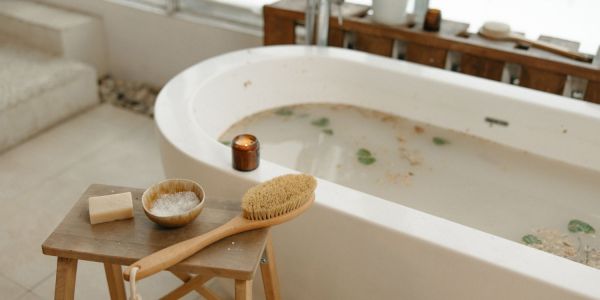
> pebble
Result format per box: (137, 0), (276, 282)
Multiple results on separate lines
(98, 76), (159, 117)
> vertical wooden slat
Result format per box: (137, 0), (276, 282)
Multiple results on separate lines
(263, 6), (296, 45)
(520, 67), (566, 94)
(328, 27), (345, 47)
(519, 35), (580, 94)
(585, 81), (600, 104)
(405, 43), (447, 68)
(354, 33), (394, 57)
(460, 53), (504, 81)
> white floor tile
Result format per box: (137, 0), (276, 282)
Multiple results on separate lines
(0, 105), (149, 199)
(0, 273), (27, 300)
(33, 262), (200, 300)
(0, 104), (242, 299)
(16, 292), (43, 300)
(0, 104), (165, 295)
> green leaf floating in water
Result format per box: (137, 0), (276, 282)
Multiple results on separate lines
(522, 234), (542, 245)
(275, 107), (294, 116)
(220, 140), (231, 146)
(357, 148), (372, 157)
(358, 156), (376, 165)
(322, 128), (334, 135)
(433, 137), (449, 145)
(311, 117), (330, 127)
(568, 219), (595, 234)
(356, 148), (376, 165)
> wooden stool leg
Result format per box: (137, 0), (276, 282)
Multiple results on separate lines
(161, 272), (214, 300)
(170, 271), (220, 300)
(260, 235), (281, 300)
(104, 263), (126, 300)
(235, 279), (252, 300)
(55, 257), (78, 300)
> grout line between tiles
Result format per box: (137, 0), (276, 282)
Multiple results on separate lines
(26, 271), (54, 292)
(0, 272), (31, 300)
(5, 105), (153, 202)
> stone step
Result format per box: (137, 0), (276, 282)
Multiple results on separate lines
(0, 34), (98, 152)
(0, 0), (107, 75)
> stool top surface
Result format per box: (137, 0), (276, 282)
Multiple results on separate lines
(42, 184), (269, 280)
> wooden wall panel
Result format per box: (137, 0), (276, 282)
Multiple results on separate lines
(263, 7), (296, 45)
(354, 33), (393, 57)
(328, 27), (345, 48)
(585, 81), (600, 104)
(520, 67), (566, 95)
(406, 43), (447, 68)
(460, 54), (504, 81)
(263, 0), (600, 103)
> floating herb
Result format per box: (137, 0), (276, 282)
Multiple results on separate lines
(322, 129), (334, 135)
(432, 137), (449, 145)
(358, 156), (376, 165)
(357, 148), (372, 157)
(522, 234), (542, 245)
(220, 140), (231, 146)
(311, 117), (330, 127)
(357, 148), (376, 165)
(568, 219), (595, 234)
(275, 107), (294, 116)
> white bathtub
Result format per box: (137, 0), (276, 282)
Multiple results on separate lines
(155, 46), (600, 299)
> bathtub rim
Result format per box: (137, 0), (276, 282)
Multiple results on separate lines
(155, 45), (600, 298)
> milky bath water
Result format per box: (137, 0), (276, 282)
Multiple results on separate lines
(220, 103), (600, 267)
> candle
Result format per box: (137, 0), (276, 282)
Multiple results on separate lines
(231, 134), (260, 171)
(423, 8), (441, 32)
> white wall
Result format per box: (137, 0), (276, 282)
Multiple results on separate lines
(37, 0), (262, 86)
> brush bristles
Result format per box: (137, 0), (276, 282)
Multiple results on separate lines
(241, 174), (317, 221)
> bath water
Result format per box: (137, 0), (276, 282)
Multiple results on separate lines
(220, 103), (600, 267)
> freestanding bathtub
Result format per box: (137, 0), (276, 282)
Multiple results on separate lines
(155, 46), (600, 299)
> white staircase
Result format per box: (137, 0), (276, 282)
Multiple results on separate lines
(0, 1), (106, 152)
(0, 0), (108, 75)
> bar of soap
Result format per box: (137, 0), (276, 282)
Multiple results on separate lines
(88, 192), (134, 225)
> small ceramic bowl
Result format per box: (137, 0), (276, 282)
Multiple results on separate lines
(142, 179), (205, 228)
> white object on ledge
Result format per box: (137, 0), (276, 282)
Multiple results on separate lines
(372, 0), (409, 25)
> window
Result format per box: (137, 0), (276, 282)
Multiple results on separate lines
(125, 0), (599, 53)
(426, 0), (599, 54)
(178, 0), (277, 28)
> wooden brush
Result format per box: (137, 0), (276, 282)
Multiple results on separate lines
(123, 173), (317, 281)
(478, 21), (593, 63)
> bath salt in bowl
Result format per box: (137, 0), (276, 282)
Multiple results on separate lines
(142, 179), (205, 228)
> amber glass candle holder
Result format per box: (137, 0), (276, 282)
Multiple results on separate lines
(231, 134), (260, 171)
(423, 8), (441, 32)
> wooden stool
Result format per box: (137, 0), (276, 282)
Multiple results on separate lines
(42, 184), (281, 300)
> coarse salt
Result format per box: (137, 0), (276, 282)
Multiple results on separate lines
(150, 191), (200, 217)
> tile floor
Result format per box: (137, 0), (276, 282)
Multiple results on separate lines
(0, 104), (232, 299)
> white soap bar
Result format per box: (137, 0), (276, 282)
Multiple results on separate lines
(88, 192), (134, 225)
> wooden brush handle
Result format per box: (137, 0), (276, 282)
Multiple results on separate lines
(124, 215), (260, 281)
(124, 194), (315, 281)
(510, 34), (593, 63)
